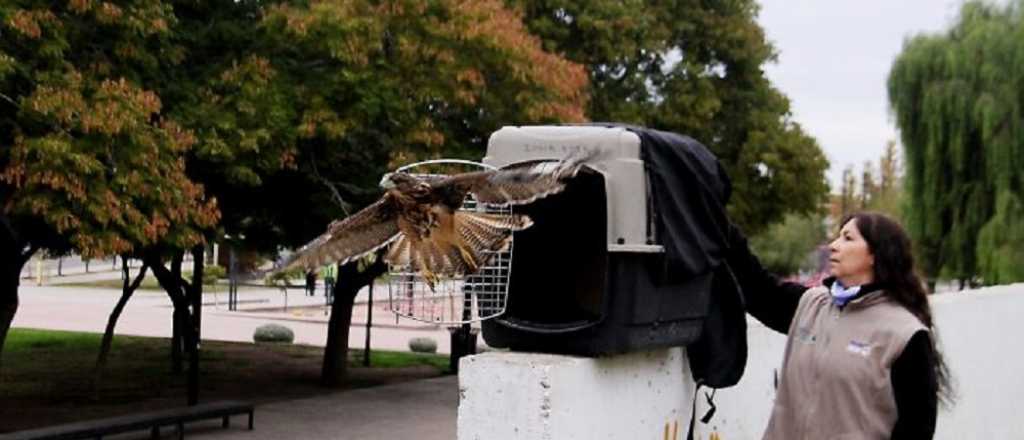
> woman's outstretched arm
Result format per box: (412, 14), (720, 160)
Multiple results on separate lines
(724, 223), (809, 334)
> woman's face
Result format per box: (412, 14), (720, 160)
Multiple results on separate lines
(829, 219), (875, 286)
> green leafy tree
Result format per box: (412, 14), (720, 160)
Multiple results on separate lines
(750, 212), (827, 277)
(860, 160), (876, 208)
(976, 193), (1024, 284)
(1, 0), (587, 386)
(158, 0), (587, 257)
(162, 0), (589, 386)
(832, 142), (905, 221)
(257, 0), (588, 386)
(866, 141), (905, 220)
(839, 165), (858, 219)
(879, 140), (900, 194)
(0, 0), (218, 366)
(509, 0), (829, 234)
(888, 0), (1024, 286)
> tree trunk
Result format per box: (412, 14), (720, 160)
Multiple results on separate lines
(186, 246), (204, 405)
(0, 262), (22, 373)
(0, 241), (34, 373)
(363, 282), (373, 367)
(145, 247), (205, 404)
(93, 258), (148, 398)
(144, 251), (188, 373)
(171, 305), (187, 373)
(96, 258), (149, 370)
(321, 258), (387, 388)
(321, 284), (355, 388)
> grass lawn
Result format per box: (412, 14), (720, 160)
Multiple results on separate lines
(0, 328), (448, 433)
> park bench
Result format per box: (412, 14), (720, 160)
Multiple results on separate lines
(0, 400), (254, 440)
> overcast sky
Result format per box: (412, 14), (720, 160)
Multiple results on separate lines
(755, 0), (975, 190)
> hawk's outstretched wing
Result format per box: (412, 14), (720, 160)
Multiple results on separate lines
(278, 196), (401, 272)
(436, 150), (594, 205)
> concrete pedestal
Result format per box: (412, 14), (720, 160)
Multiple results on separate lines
(457, 348), (695, 440)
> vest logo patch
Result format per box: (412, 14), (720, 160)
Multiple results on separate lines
(846, 340), (873, 357)
(795, 326), (816, 344)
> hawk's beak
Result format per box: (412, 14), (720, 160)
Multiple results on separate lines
(379, 173), (395, 189)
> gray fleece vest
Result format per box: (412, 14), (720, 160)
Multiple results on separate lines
(762, 286), (926, 440)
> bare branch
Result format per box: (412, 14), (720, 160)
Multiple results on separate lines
(0, 92), (17, 108)
(121, 255), (150, 293)
(309, 151), (352, 217)
(128, 262), (150, 292)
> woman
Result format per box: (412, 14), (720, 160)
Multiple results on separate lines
(726, 212), (953, 439)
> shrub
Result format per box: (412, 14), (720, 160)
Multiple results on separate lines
(264, 267), (302, 287)
(204, 265), (226, 285)
(408, 337), (438, 353)
(253, 324), (294, 344)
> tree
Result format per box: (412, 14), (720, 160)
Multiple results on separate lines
(161, 0), (587, 254)
(750, 212), (828, 277)
(879, 140), (900, 194)
(509, 0), (830, 234)
(888, 0), (1024, 286)
(95, 256), (149, 379)
(0, 1), (218, 366)
(320, 257), (387, 387)
(2, 0), (587, 389)
(860, 160), (876, 208)
(236, 0), (588, 386)
(866, 141), (904, 220)
(150, 0), (589, 386)
(839, 165), (858, 219)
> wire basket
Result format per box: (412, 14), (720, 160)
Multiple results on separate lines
(385, 159), (514, 324)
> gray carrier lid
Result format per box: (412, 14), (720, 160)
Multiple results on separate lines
(484, 125), (658, 252)
(485, 124), (732, 281)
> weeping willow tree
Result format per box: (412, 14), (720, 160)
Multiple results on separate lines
(888, 0), (1024, 287)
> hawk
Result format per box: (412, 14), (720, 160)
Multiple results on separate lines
(277, 152), (592, 287)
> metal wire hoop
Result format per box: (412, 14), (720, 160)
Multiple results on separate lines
(385, 159), (513, 325)
(395, 158), (498, 173)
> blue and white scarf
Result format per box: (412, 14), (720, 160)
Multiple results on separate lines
(829, 280), (861, 307)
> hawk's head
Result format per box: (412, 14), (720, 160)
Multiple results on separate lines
(379, 171), (421, 191)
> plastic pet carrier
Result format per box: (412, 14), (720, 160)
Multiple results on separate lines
(479, 124), (733, 356)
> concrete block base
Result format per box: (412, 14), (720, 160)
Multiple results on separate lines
(457, 348), (694, 440)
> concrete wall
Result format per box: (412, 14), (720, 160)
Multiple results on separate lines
(694, 283), (1024, 439)
(458, 348), (695, 440)
(458, 284), (1024, 439)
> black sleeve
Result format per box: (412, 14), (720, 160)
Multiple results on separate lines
(890, 331), (938, 440)
(725, 222), (808, 334)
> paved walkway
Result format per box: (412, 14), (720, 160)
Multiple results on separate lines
(177, 376), (457, 440)
(15, 281), (469, 354)
(13, 274), (467, 440)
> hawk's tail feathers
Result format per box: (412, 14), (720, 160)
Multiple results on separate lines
(385, 234), (471, 278)
(383, 212), (532, 286)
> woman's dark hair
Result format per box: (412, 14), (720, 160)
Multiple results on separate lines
(841, 212), (955, 405)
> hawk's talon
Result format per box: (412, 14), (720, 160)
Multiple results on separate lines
(422, 269), (439, 292)
(457, 245), (479, 272)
